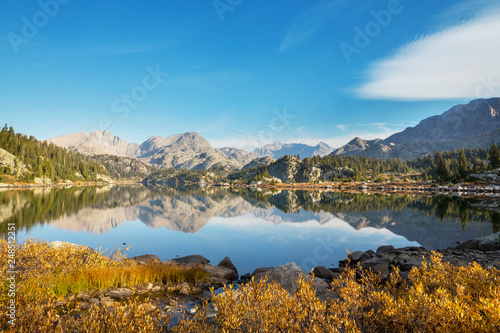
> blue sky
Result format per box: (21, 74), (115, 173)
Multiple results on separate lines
(1, 0), (499, 150)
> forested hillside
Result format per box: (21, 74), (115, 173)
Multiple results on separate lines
(0, 125), (109, 183)
(91, 154), (155, 179)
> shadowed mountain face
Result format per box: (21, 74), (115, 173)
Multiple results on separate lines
(333, 98), (500, 160)
(2, 186), (497, 250)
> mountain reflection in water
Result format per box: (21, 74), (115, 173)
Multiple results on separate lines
(1, 185), (497, 274)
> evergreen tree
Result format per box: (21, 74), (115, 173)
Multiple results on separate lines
(436, 156), (449, 182)
(458, 149), (469, 179)
(489, 142), (500, 169)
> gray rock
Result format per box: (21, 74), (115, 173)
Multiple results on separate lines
(348, 251), (365, 262)
(252, 267), (272, 276)
(487, 258), (500, 269)
(312, 266), (336, 281)
(129, 254), (160, 265)
(456, 232), (500, 252)
(377, 245), (396, 256)
(365, 250), (377, 258)
(253, 262), (332, 300)
(242, 157), (275, 170)
(203, 265), (238, 280)
(172, 255), (210, 265)
(329, 267), (344, 274)
(217, 257), (238, 278)
(400, 260), (424, 272)
(360, 257), (390, 278)
(106, 288), (133, 299)
(205, 277), (229, 288)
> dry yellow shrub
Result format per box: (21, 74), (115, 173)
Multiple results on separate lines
(2, 238), (499, 332)
(176, 252), (500, 332)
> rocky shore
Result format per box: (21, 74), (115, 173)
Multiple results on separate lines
(56, 232), (500, 321)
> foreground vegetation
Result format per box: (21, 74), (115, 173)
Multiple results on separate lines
(0, 238), (205, 332)
(1, 239), (499, 332)
(179, 254), (500, 332)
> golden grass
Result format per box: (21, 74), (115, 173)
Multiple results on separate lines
(0, 238), (204, 332)
(0, 238), (206, 298)
(1, 238), (500, 332)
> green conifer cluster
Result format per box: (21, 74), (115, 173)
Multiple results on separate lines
(0, 125), (109, 183)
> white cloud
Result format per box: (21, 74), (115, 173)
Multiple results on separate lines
(356, 6), (500, 100)
(335, 124), (349, 131)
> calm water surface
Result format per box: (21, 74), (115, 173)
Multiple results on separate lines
(1, 185), (497, 275)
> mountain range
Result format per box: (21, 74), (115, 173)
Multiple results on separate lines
(48, 132), (334, 171)
(333, 98), (500, 160)
(47, 98), (500, 171)
(253, 141), (334, 159)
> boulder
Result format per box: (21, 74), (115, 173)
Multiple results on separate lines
(129, 254), (160, 265)
(348, 251), (365, 262)
(253, 262), (331, 300)
(251, 267), (272, 276)
(205, 277), (230, 288)
(106, 288), (133, 299)
(364, 250), (377, 258)
(217, 257), (238, 278)
(377, 245), (396, 256)
(360, 257), (390, 278)
(203, 265), (238, 280)
(312, 266), (336, 281)
(400, 260), (424, 272)
(172, 255), (210, 265)
(455, 232), (500, 251)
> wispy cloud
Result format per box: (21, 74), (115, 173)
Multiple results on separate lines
(356, 2), (500, 100)
(335, 124), (349, 131)
(280, 1), (341, 52)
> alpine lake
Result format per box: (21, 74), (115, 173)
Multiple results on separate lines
(2, 185), (498, 276)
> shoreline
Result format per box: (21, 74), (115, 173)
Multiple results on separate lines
(0, 179), (141, 189)
(45, 231), (500, 317)
(3, 179), (500, 197)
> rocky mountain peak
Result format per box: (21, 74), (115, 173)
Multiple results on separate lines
(333, 98), (500, 160)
